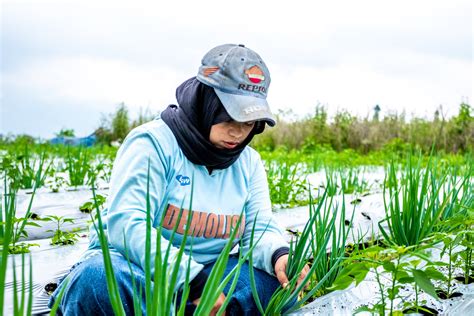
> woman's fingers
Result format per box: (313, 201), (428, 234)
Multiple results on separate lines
(296, 264), (310, 289)
(210, 292), (226, 316)
(274, 255), (290, 288)
(276, 267), (290, 288)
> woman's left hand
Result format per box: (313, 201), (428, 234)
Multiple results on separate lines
(274, 254), (310, 290)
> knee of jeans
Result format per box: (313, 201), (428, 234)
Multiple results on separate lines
(57, 256), (111, 307)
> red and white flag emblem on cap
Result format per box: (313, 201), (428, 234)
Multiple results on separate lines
(245, 66), (265, 84)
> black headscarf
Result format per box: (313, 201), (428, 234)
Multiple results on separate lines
(161, 77), (265, 170)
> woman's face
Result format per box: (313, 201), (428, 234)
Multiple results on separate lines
(209, 120), (255, 149)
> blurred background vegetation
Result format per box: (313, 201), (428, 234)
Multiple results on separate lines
(1, 102), (472, 155)
(251, 102), (473, 154)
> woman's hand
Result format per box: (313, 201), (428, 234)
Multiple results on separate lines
(274, 254), (310, 290)
(192, 292), (226, 316)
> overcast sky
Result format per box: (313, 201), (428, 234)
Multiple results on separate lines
(1, 0), (472, 138)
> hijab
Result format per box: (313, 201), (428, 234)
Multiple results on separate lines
(161, 77), (265, 170)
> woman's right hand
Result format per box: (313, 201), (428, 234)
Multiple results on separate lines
(192, 292), (226, 316)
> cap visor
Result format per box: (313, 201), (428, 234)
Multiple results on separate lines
(214, 89), (276, 126)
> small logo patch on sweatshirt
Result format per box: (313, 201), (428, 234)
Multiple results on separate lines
(176, 175), (191, 186)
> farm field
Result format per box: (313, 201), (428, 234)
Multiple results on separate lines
(1, 142), (473, 315)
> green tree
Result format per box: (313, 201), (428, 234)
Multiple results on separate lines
(111, 102), (130, 142)
(56, 128), (75, 137)
(131, 107), (157, 129)
(330, 110), (356, 151)
(449, 102), (473, 152)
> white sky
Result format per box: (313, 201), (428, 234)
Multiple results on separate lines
(1, 0), (472, 138)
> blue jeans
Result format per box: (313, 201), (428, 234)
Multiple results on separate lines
(49, 252), (286, 315)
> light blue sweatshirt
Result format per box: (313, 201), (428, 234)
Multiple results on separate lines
(83, 118), (289, 291)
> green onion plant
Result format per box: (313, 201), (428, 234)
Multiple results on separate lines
(306, 192), (354, 298)
(1, 177), (35, 315)
(10, 254), (34, 316)
(266, 162), (307, 207)
(1, 175), (40, 254)
(65, 147), (92, 187)
(379, 154), (451, 246)
(251, 188), (349, 315)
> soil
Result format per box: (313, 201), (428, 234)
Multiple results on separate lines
(285, 228), (300, 237)
(435, 289), (463, 299)
(45, 282), (58, 295)
(403, 305), (439, 315)
(344, 239), (386, 256)
(27, 212), (40, 220)
(454, 274), (474, 284)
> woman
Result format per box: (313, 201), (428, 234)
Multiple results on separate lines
(50, 44), (307, 315)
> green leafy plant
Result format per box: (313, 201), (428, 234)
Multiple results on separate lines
(435, 196), (474, 285)
(90, 157), (113, 184)
(8, 215), (42, 254)
(44, 215), (79, 246)
(46, 175), (66, 193)
(457, 229), (474, 284)
(426, 233), (462, 298)
(338, 245), (439, 315)
(79, 194), (106, 214)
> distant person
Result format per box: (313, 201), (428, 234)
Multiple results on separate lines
(49, 43), (308, 315)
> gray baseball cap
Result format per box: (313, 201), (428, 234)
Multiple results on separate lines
(196, 44), (276, 126)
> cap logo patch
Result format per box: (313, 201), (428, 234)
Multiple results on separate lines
(245, 66), (264, 84)
(203, 66), (219, 77)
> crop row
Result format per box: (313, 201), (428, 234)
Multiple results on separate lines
(0, 144), (473, 315)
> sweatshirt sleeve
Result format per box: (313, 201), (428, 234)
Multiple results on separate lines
(105, 127), (204, 293)
(240, 153), (289, 275)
